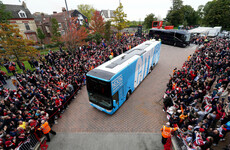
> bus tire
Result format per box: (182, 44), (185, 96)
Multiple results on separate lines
(126, 91), (131, 100)
(149, 66), (153, 73)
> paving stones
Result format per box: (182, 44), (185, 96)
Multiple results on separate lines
(52, 44), (196, 133)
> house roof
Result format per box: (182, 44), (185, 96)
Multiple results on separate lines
(100, 10), (115, 18)
(4, 4), (34, 19)
(71, 10), (87, 19)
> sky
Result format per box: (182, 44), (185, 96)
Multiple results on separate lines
(2, 0), (211, 21)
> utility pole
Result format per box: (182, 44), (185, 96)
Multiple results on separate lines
(64, 0), (74, 57)
(64, 0), (70, 31)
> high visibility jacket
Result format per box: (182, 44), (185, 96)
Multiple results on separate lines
(40, 122), (51, 134)
(161, 125), (177, 138)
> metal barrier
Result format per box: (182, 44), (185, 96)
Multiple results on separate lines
(171, 130), (196, 150)
(15, 87), (80, 150)
(16, 134), (39, 150)
(171, 131), (187, 150)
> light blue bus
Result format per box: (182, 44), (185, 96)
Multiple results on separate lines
(86, 40), (161, 115)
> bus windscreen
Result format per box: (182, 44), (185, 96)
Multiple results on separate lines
(86, 77), (112, 109)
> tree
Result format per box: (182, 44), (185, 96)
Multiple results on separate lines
(197, 5), (204, 25)
(0, 1), (12, 23)
(166, 9), (184, 27)
(203, 0), (230, 29)
(77, 4), (95, 23)
(104, 21), (111, 42)
(37, 28), (45, 44)
(143, 13), (156, 29)
(0, 23), (38, 66)
(61, 17), (88, 55)
(172, 0), (183, 10)
(182, 5), (199, 26)
(166, 0), (184, 27)
(112, 2), (129, 39)
(90, 11), (105, 35)
(128, 21), (139, 27)
(51, 18), (61, 45)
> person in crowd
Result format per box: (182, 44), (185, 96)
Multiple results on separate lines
(161, 122), (178, 150)
(38, 120), (56, 142)
(163, 36), (230, 149)
(0, 34), (148, 148)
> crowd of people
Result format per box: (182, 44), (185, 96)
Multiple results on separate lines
(0, 34), (147, 149)
(163, 37), (230, 150)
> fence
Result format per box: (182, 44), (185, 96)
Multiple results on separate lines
(171, 129), (197, 150)
(15, 86), (80, 150)
(16, 134), (39, 150)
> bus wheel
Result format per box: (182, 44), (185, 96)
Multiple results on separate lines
(126, 91), (131, 100)
(149, 66), (153, 73)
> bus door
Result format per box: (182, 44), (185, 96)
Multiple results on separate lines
(119, 86), (125, 105)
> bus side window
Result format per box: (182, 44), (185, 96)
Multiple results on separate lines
(113, 92), (119, 105)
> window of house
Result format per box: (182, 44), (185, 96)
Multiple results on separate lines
(58, 23), (62, 28)
(24, 23), (30, 30)
(61, 30), (65, 35)
(18, 10), (27, 18)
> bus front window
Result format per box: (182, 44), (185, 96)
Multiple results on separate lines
(86, 77), (112, 109)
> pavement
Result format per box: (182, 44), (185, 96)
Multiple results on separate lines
(47, 133), (163, 150)
(46, 44), (197, 150)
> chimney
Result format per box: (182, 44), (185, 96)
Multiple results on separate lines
(62, 7), (66, 12)
(108, 9), (110, 18)
(22, 1), (27, 9)
(53, 11), (57, 14)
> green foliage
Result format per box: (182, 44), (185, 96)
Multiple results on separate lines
(197, 5), (204, 25)
(77, 4), (95, 23)
(166, 9), (184, 27)
(166, 0), (230, 29)
(36, 28), (45, 44)
(94, 32), (102, 44)
(182, 5), (199, 26)
(128, 21), (139, 27)
(112, 2), (129, 38)
(104, 21), (111, 42)
(203, 0), (230, 29)
(143, 13), (156, 29)
(51, 18), (61, 45)
(172, 0), (183, 10)
(0, 1), (12, 23)
(0, 23), (38, 64)
(0, 61), (35, 76)
(166, 0), (199, 27)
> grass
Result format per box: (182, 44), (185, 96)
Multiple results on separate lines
(0, 47), (65, 76)
(0, 61), (35, 76)
(39, 49), (60, 55)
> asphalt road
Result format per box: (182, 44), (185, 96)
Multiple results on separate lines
(47, 44), (197, 150)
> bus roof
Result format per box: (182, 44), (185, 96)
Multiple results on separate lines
(150, 29), (189, 35)
(87, 40), (160, 81)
